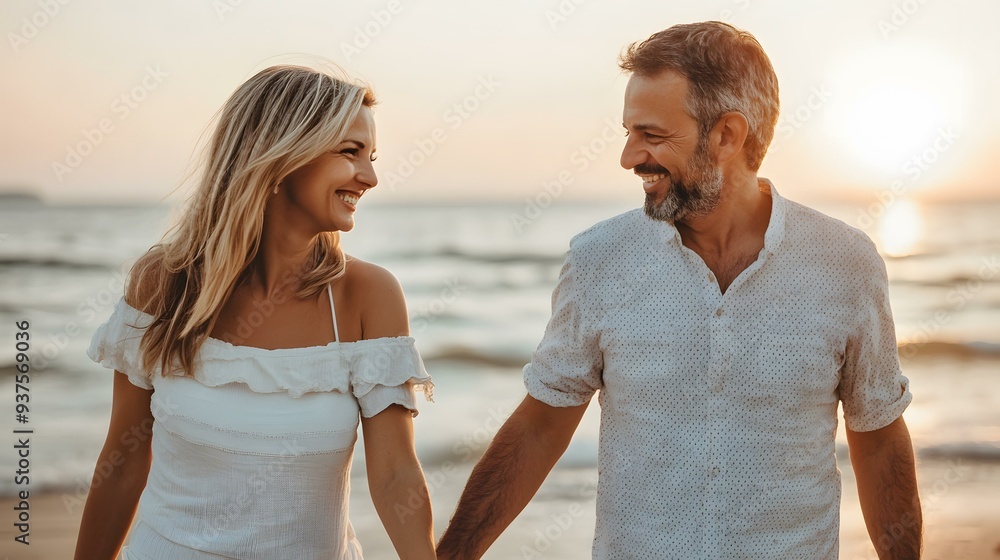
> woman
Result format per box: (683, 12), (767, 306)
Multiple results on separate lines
(74, 64), (435, 559)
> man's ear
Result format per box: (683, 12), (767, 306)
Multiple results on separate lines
(712, 111), (749, 166)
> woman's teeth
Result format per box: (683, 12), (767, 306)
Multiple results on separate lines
(338, 193), (359, 205)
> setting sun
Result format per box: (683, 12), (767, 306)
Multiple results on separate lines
(825, 44), (967, 177)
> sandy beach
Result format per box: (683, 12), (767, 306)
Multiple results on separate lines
(3, 459), (998, 559)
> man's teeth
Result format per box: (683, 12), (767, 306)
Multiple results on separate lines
(338, 193), (359, 205)
(639, 173), (668, 184)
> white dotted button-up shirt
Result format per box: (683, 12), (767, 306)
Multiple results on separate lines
(524, 180), (912, 559)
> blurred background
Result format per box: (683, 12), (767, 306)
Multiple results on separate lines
(1, 1), (998, 558)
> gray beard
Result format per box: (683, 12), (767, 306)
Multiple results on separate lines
(644, 143), (724, 223)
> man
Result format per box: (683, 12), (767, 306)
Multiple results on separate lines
(437, 21), (920, 559)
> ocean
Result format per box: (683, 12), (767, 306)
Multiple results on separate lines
(1, 197), (998, 556)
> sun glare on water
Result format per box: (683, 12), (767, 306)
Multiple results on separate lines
(878, 199), (922, 257)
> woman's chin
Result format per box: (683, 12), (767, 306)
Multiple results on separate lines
(330, 217), (355, 233)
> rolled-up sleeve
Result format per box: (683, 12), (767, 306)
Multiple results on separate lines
(839, 236), (912, 432)
(524, 250), (604, 407)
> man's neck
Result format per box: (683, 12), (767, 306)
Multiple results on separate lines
(675, 173), (771, 259)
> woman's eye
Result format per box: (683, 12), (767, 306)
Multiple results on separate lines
(369, 153), (378, 162)
(341, 148), (359, 156)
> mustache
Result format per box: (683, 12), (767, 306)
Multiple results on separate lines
(634, 164), (669, 176)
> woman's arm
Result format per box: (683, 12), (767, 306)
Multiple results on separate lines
(352, 259), (435, 558)
(73, 371), (153, 560)
(363, 406), (435, 559)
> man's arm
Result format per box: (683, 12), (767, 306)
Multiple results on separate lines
(436, 395), (589, 559)
(846, 415), (922, 559)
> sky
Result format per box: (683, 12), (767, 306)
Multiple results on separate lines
(1, 0), (998, 205)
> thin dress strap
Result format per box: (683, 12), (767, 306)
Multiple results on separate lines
(326, 283), (340, 343)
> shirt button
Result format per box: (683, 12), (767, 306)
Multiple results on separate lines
(715, 308), (723, 317)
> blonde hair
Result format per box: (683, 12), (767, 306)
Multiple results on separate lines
(130, 64), (376, 377)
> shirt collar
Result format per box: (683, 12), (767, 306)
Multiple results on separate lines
(657, 177), (787, 256)
(759, 177), (786, 256)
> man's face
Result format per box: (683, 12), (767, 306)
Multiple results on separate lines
(620, 70), (723, 223)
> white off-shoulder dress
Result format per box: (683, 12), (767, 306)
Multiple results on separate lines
(86, 284), (433, 559)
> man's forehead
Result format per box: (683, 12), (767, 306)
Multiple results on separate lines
(625, 70), (689, 105)
(623, 70), (691, 125)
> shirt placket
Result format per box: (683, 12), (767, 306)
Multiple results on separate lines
(705, 269), (731, 555)
(675, 244), (729, 556)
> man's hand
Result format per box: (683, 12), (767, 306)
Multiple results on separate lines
(847, 415), (922, 559)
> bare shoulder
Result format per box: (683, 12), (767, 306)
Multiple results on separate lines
(343, 256), (409, 338)
(344, 257), (405, 297)
(125, 247), (167, 315)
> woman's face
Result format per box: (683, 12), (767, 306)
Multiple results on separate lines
(278, 106), (378, 233)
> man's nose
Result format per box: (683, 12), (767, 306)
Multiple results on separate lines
(620, 134), (646, 171)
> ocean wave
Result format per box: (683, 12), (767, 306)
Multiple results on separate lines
(898, 341), (1000, 359)
(0, 256), (114, 270)
(918, 442), (1000, 462)
(892, 276), (1000, 288)
(422, 346), (531, 368)
(383, 247), (566, 266)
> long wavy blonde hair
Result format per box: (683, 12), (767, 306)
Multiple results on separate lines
(129, 64), (376, 377)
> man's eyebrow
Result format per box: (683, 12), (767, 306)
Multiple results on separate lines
(626, 122), (671, 134)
